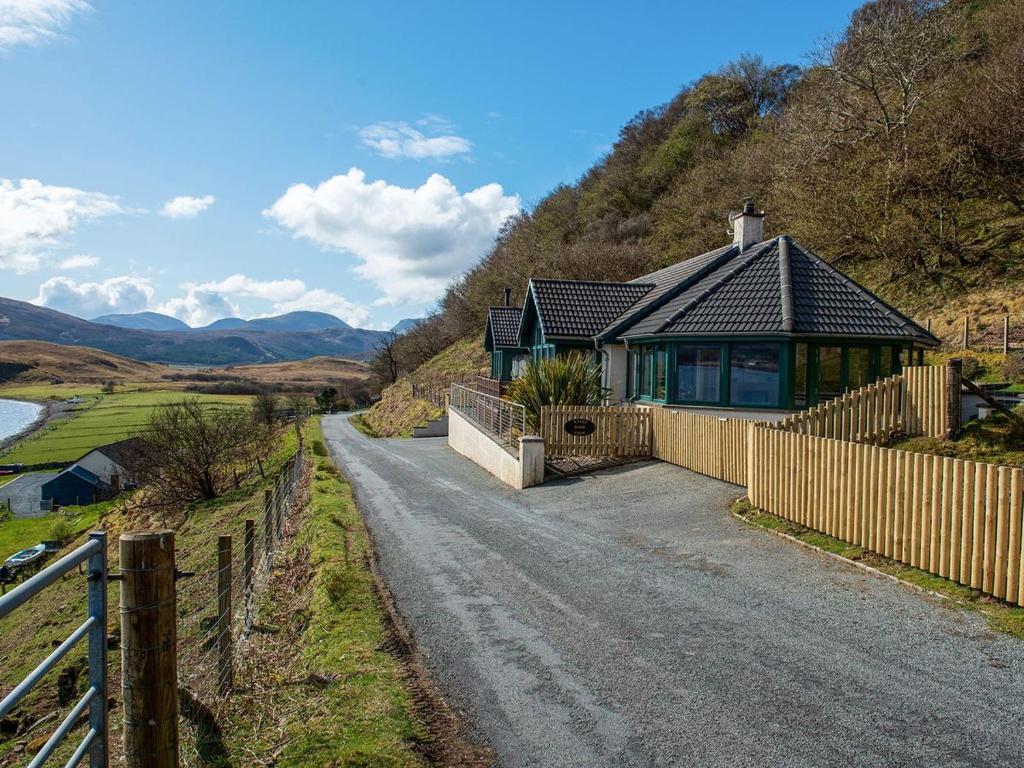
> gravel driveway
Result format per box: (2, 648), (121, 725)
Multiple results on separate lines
(323, 415), (1024, 768)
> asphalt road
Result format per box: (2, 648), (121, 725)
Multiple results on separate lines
(322, 415), (1024, 768)
(0, 472), (57, 518)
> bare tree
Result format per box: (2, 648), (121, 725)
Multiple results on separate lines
(135, 399), (262, 505)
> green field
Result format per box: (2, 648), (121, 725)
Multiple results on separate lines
(0, 506), (105, 559)
(0, 389), (251, 465)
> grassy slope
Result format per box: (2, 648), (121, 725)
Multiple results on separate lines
(890, 406), (1024, 467)
(0, 389), (250, 465)
(223, 419), (427, 766)
(0, 340), (164, 384)
(0, 427), (300, 765)
(363, 339), (488, 438)
(0, 417), (433, 766)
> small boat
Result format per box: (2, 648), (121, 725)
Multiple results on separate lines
(4, 544), (47, 568)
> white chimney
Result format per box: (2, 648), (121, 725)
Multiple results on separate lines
(730, 198), (765, 251)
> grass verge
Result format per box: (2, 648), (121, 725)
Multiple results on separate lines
(214, 417), (488, 767)
(349, 412), (379, 438)
(732, 498), (1024, 640)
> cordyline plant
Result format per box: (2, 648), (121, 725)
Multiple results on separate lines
(505, 352), (609, 432)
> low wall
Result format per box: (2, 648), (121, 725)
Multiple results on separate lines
(448, 408), (544, 490)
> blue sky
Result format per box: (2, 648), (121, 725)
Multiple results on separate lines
(0, 0), (863, 329)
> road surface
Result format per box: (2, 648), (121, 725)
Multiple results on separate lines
(322, 415), (1024, 768)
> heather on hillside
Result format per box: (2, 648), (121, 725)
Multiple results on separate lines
(384, 0), (1024, 378)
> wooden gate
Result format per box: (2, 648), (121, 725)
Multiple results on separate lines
(539, 406), (652, 458)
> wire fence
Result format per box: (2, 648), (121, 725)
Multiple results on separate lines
(169, 446), (308, 762)
(450, 383), (526, 449)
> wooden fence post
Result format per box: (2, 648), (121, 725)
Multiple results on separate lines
(963, 315), (970, 350)
(263, 488), (273, 557)
(243, 518), (255, 602)
(1004, 316), (1010, 355)
(217, 535), (233, 695)
(120, 531), (178, 768)
(946, 359), (962, 441)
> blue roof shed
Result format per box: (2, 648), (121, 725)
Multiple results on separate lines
(41, 465), (104, 507)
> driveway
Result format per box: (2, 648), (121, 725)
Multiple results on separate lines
(0, 473), (57, 518)
(322, 415), (1024, 768)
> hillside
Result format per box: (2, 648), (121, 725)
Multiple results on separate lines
(362, 339), (488, 437)
(0, 340), (165, 383)
(93, 311), (190, 331)
(383, 0), (1024, 378)
(0, 297), (387, 364)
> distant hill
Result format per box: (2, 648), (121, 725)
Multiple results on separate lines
(200, 311), (351, 332)
(203, 317), (247, 330)
(0, 340), (165, 383)
(0, 298), (388, 364)
(390, 318), (424, 335)
(93, 311), (190, 332)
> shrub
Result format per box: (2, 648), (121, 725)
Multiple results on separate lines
(49, 517), (73, 544)
(505, 352), (609, 431)
(1001, 353), (1024, 383)
(960, 354), (985, 381)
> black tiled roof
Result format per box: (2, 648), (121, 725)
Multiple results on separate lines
(485, 306), (523, 348)
(621, 237), (936, 342)
(529, 280), (654, 338)
(88, 437), (146, 471)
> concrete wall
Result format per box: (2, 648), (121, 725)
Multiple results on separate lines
(448, 408), (544, 490)
(602, 343), (629, 403)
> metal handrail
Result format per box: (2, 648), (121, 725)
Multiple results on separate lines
(449, 384), (526, 448)
(0, 531), (108, 767)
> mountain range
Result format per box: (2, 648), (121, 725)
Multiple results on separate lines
(0, 298), (389, 364)
(94, 309), (355, 334)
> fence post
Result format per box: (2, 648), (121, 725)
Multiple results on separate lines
(263, 488), (273, 559)
(243, 519), (255, 622)
(946, 359), (962, 441)
(217, 535), (232, 695)
(120, 531), (178, 768)
(86, 530), (108, 768)
(962, 315), (970, 350)
(273, 474), (283, 540)
(1004, 316), (1010, 355)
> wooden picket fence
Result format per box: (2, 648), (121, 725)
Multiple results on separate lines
(650, 408), (750, 485)
(748, 426), (1024, 606)
(539, 405), (652, 458)
(902, 364), (950, 438)
(773, 374), (904, 443)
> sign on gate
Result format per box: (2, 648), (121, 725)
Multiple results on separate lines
(563, 418), (597, 436)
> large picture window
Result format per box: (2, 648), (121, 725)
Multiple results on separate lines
(729, 343), (781, 407)
(676, 345), (721, 403)
(794, 343), (808, 408)
(846, 347), (871, 390)
(818, 346), (842, 402)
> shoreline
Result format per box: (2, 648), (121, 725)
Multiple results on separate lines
(0, 399), (68, 458)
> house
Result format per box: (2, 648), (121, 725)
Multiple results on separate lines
(483, 288), (527, 381)
(495, 200), (939, 411)
(41, 465), (105, 507)
(73, 437), (144, 489)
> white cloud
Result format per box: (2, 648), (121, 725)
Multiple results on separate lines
(263, 168), (519, 304)
(156, 274), (370, 328)
(0, 178), (122, 272)
(57, 253), (99, 269)
(359, 119), (472, 160)
(33, 275), (154, 317)
(157, 288), (239, 328)
(160, 194), (215, 219)
(0, 0), (90, 51)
